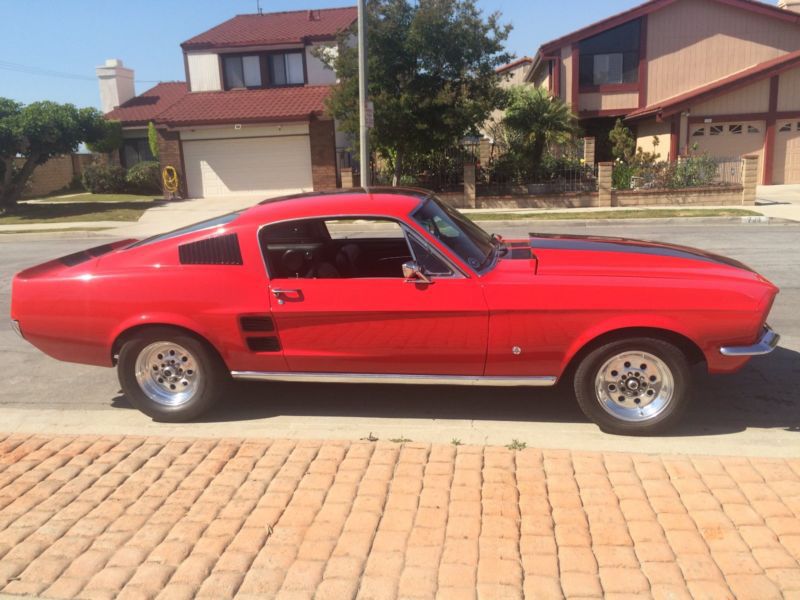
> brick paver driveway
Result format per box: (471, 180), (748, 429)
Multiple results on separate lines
(0, 434), (799, 599)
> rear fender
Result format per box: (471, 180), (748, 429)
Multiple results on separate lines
(109, 313), (229, 366)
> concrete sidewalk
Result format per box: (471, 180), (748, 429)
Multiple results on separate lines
(0, 433), (798, 600)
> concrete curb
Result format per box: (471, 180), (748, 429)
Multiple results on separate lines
(473, 215), (789, 228)
(0, 215), (792, 240)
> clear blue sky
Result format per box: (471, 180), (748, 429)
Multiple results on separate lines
(0, 0), (641, 109)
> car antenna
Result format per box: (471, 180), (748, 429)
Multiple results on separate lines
(256, 0), (263, 15)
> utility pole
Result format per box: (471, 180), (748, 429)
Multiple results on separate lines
(357, 0), (369, 188)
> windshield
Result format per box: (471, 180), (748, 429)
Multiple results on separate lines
(412, 197), (495, 272)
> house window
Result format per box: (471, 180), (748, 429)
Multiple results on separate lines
(121, 138), (154, 168)
(729, 124), (742, 135)
(779, 122), (792, 132)
(710, 125), (724, 136)
(748, 125), (760, 134)
(579, 19), (641, 87)
(223, 54), (262, 89)
(269, 52), (304, 86)
(692, 128), (705, 137)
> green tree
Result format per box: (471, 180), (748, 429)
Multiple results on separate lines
(0, 99), (111, 211)
(500, 86), (579, 173)
(85, 119), (122, 155)
(147, 121), (160, 160)
(609, 118), (636, 163)
(322, 0), (511, 184)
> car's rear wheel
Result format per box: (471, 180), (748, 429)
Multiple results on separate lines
(573, 337), (691, 435)
(118, 327), (227, 422)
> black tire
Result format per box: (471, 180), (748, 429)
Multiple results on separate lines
(573, 337), (691, 435)
(117, 327), (228, 422)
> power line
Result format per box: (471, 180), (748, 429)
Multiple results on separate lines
(0, 60), (161, 84)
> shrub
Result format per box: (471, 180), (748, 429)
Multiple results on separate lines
(81, 163), (126, 193)
(125, 161), (161, 194)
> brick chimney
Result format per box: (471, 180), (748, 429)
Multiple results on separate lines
(778, 0), (800, 12)
(95, 59), (135, 114)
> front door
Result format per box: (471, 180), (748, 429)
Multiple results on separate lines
(260, 217), (488, 375)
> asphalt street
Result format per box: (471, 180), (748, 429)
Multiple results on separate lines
(0, 222), (798, 457)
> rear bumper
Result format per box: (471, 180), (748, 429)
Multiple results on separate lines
(720, 326), (780, 357)
(9, 319), (22, 338)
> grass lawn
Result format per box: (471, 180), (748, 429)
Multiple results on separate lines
(470, 208), (762, 221)
(0, 198), (160, 224)
(0, 227), (113, 234)
(25, 193), (159, 203)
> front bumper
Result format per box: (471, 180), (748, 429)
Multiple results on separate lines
(720, 326), (779, 357)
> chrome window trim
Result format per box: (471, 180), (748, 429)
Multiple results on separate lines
(256, 214), (470, 281)
(231, 371), (557, 387)
(720, 326), (780, 357)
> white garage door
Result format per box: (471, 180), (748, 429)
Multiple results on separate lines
(183, 135), (313, 198)
(773, 120), (800, 184)
(689, 121), (765, 182)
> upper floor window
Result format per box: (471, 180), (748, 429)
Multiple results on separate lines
(222, 51), (305, 90)
(269, 52), (304, 86)
(579, 19), (641, 88)
(223, 54), (262, 89)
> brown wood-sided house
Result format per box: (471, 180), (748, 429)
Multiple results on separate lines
(522, 0), (800, 184)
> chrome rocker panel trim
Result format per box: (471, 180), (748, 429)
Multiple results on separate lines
(720, 326), (780, 357)
(231, 371), (557, 387)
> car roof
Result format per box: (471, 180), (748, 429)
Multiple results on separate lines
(236, 187), (433, 226)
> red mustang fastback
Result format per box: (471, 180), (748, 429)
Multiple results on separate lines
(11, 189), (779, 434)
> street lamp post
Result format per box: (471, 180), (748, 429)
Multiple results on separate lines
(357, 0), (369, 188)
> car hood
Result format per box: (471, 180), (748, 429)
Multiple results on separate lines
(521, 232), (771, 283)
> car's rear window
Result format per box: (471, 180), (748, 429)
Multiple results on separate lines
(127, 212), (242, 249)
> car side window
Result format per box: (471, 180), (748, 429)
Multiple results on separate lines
(260, 218), (414, 279)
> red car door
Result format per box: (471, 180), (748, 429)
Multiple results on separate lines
(262, 218), (488, 375)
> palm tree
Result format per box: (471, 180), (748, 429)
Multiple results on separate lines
(500, 86), (580, 173)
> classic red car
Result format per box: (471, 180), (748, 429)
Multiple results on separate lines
(11, 189), (779, 434)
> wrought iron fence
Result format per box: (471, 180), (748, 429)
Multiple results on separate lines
(370, 143), (479, 192)
(478, 163), (599, 196)
(621, 156), (743, 191)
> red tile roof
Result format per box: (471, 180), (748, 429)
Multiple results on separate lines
(626, 48), (800, 120)
(154, 85), (331, 127)
(181, 7), (357, 50)
(104, 82), (188, 126)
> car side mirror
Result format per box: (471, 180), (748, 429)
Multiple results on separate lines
(402, 261), (432, 284)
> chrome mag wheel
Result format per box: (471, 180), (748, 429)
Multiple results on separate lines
(594, 351), (674, 422)
(134, 341), (202, 407)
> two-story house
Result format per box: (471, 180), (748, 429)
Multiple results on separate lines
(524, 0), (800, 185)
(98, 7), (356, 198)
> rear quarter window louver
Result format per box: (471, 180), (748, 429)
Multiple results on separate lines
(178, 233), (243, 265)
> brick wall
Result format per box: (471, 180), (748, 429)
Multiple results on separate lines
(14, 153), (106, 198)
(309, 119), (339, 190)
(156, 129), (184, 198)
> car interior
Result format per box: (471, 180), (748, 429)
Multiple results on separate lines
(260, 218), (419, 279)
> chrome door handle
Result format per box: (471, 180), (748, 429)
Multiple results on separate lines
(271, 288), (302, 305)
(272, 288), (301, 297)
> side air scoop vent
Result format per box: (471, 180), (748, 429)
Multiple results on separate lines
(246, 337), (281, 352)
(240, 316), (275, 332)
(178, 233), (243, 265)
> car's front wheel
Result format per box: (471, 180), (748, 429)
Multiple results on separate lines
(573, 337), (691, 435)
(118, 327), (227, 422)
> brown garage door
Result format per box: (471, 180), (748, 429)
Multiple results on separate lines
(773, 120), (800, 185)
(689, 121), (765, 182)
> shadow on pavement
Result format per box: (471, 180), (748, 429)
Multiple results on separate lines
(111, 347), (800, 436)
